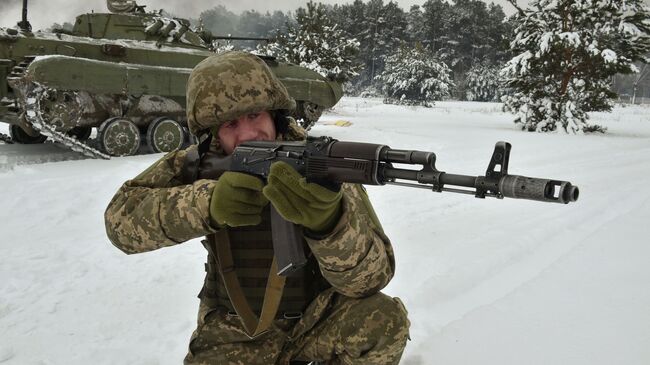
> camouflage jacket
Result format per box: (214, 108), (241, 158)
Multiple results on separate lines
(104, 146), (396, 298)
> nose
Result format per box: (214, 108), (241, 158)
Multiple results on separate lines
(236, 118), (262, 142)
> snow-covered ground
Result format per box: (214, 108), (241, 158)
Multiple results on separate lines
(1, 97), (649, 364)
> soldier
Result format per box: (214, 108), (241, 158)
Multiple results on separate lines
(105, 51), (410, 364)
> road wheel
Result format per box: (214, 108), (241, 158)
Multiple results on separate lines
(146, 117), (185, 153)
(97, 117), (141, 156)
(38, 89), (82, 130)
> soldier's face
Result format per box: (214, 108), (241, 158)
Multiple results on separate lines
(218, 111), (277, 155)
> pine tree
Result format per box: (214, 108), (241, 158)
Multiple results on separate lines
(440, 0), (493, 72)
(372, 1), (409, 79)
(261, 1), (362, 81)
(377, 43), (454, 106)
(502, 0), (650, 133)
(330, 0), (408, 91)
(485, 3), (514, 64)
(420, 0), (510, 99)
(331, 0), (366, 44)
(329, 1), (369, 92)
(465, 63), (504, 101)
(331, 0), (410, 93)
(406, 5), (426, 45)
(422, 0), (451, 52)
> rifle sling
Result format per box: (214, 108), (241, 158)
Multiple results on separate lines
(209, 230), (286, 339)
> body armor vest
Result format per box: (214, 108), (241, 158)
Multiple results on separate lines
(181, 138), (325, 319)
(198, 205), (326, 317)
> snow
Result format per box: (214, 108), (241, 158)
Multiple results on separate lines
(601, 49), (618, 63)
(0, 26), (213, 57)
(30, 55), (195, 74)
(587, 40), (601, 56)
(2, 97), (650, 364)
(559, 31), (581, 46)
(539, 32), (553, 54)
(144, 20), (162, 35)
(503, 50), (533, 76)
(620, 22), (642, 36)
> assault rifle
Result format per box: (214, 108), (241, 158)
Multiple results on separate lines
(184, 136), (579, 276)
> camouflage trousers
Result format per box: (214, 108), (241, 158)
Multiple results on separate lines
(184, 288), (410, 365)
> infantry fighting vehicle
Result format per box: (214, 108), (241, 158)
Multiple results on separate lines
(0, 0), (342, 158)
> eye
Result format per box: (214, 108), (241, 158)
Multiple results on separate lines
(248, 113), (260, 120)
(223, 120), (237, 129)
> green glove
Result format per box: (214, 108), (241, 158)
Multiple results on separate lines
(210, 171), (269, 227)
(263, 161), (343, 233)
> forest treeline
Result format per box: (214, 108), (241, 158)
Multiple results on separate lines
(190, 0), (514, 99)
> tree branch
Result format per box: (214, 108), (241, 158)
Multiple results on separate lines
(506, 0), (526, 17)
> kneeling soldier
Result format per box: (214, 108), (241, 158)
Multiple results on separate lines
(105, 51), (410, 364)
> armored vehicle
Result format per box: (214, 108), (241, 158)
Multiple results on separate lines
(0, 0), (342, 158)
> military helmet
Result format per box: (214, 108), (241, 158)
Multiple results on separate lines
(186, 51), (296, 136)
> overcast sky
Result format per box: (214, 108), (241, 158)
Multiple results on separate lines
(0, 0), (525, 30)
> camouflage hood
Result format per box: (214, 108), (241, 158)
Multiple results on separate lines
(186, 51), (296, 136)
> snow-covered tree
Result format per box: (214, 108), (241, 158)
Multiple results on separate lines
(465, 63), (504, 101)
(377, 43), (454, 106)
(260, 1), (362, 81)
(329, 0), (409, 90)
(502, 0), (650, 133)
(209, 41), (235, 54)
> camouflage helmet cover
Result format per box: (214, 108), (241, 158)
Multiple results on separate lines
(186, 51), (296, 136)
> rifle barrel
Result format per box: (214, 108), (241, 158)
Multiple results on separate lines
(381, 166), (578, 203)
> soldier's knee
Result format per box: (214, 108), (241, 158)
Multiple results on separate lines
(372, 293), (410, 337)
(335, 293), (410, 363)
(345, 292), (410, 340)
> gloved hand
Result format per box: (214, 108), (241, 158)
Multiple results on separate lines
(263, 161), (343, 233)
(209, 171), (269, 227)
